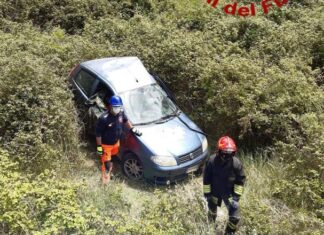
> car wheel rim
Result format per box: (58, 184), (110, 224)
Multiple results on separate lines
(124, 158), (143, 180)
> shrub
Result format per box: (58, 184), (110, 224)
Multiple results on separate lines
(0, 0), (117, 34)
(0, 50), (79, 171)
(273, 121), (324, 217)
(0, 20), (112, 171)
(0, 149), (101, 234)
(240, 154), (324, 234)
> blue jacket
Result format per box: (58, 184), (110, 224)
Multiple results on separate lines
(95, 111), (128, 145)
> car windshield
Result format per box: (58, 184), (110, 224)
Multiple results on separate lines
(119, 84), (178, 125)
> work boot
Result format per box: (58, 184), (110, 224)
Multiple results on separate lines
(224, 231), (234, 235)
(208, 212), (216, 223)
(102, 170), (111, 185)
(224, 226), (235, 235)
(225, 216), (239, 235)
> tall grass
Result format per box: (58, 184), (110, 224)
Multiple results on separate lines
(64, 151), (323, 234)
(239, 152), (323, 234)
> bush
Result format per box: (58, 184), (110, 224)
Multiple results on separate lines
(239, 154), (324, 234)
(0, 149), (101, 234)
(0, 52), (79, 171)
(0, 20), (112, 171)
(273, 122), (324, 217)
(0, 0), (118, 34)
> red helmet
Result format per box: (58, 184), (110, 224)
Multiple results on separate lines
(217, 136), (237, 154)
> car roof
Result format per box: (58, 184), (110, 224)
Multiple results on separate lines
(80, 57), (156, 93)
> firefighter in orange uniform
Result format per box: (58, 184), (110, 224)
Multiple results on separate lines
(96, 95), (141, 184)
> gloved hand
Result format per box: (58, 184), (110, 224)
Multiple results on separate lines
(228, 196), (239, 210)
(97, 145), (103, 157)
(131, 127), (142, 136)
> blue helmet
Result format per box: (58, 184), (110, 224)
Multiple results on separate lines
(108, 95), (123, 107)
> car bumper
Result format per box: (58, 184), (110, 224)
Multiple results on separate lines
(143, 150), (209, 185)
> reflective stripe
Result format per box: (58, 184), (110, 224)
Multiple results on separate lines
(228, 221), (237, 229)
(210, 211), (217, 215)
(228, 197), (234, 204)
(203, 184), (211, 193)
(211, 196), (219, 204)
(234, 185), (244, 195)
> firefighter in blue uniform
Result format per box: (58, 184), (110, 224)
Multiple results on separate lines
(96, 95), (141, 184)
(203, 136), (246, 235)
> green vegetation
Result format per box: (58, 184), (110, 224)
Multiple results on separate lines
(0, 0), (323, 234)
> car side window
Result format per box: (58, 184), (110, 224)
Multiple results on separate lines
(93, 82), (113, 103)
(88, 81), (113, 119)
(75, 70), (96, 97)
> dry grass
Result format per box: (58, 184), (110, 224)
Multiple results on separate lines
(61, 151), (323, 234)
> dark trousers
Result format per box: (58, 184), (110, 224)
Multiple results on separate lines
(208, 197), (240, 234)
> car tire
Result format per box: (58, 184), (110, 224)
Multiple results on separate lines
(122, 153), (144, 180)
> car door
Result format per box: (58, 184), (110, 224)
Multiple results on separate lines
(73, 69), (97, 100)
(71, 68), (99, 127)
(87, 80), (114, 134)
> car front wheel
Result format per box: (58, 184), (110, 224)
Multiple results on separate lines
(122, 153), (143, 180)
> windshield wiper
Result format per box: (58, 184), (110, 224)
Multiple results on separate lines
(155, 110), (180, 124)
(133, 109), (181, 126)
(134, 120), (159, 126)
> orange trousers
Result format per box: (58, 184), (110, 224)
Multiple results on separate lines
(101, 141), (119, 172)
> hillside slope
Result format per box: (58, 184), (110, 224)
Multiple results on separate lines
(0, 0), (323, 234)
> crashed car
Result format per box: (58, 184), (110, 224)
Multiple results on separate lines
(69, 57), (209, 184)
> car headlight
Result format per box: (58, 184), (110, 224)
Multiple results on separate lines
(202, 137), (208, 153)
(151, 156), (177, 167)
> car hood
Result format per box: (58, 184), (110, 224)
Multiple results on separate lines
(138, 115), (202, 157)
